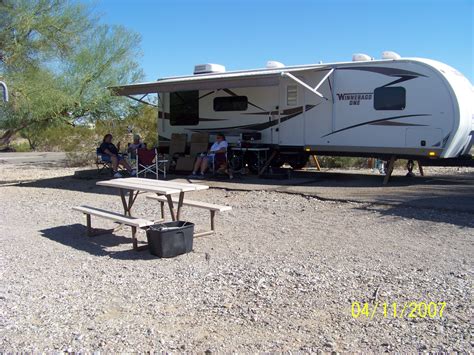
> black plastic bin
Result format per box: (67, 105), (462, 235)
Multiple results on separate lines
(146, 221), (194, 258)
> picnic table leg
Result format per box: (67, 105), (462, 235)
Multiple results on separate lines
(160, 201), (165, 219)
(119, 189), (131, 216)
(176, 192), (185, 220)
(119, 188), (139, 216)
(166, 195), (177, 221)
(86, 214), (92, 237)
(131, 226), (138, 250)
(194, 211), (217, 238)
(210, 210), (215, 231)
(127, 190), (135, 215)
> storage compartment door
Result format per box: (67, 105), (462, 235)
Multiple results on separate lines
(405, 128), (443, 148)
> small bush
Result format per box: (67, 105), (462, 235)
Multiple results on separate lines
(10, 141), (31, 152)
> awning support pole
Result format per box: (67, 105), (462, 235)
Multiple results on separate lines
(281, 69), (334, 100)
(125, 94), (158, 107)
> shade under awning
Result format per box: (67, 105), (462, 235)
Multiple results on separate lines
(109, 66), (327, 96)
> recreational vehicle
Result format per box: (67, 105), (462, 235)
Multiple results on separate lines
(111, 52), (474, 175)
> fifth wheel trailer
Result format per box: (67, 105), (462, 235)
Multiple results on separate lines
(111, 53), (474, 172)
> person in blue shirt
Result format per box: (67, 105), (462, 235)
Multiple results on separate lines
(190, 133), (229, 178)
(99, 134), (136, 178)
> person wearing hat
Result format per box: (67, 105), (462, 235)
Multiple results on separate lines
(190, 133), (230, 178)
(128, 134), (146, 160)
(99, 133), (136, 178)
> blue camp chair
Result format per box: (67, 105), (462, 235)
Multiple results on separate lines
(95, 147), (112, 175)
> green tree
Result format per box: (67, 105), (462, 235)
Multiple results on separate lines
(0, 0), (143, 148)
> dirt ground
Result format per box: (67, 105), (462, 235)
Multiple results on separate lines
(0, 163), (472, 352)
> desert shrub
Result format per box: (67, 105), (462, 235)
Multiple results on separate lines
(21, 123), (98, 152)
(10, 141), (31, 152)
(11, 103), (157, 152)
(92, 106), (158, 148)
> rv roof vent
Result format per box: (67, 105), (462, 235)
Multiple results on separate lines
(193, 63), (226, 75)
(382, 51), (401, 60)
(266, 60), (285, 69)
(352, 53), (371, 62)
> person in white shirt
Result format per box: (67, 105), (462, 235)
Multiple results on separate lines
(128, 134), (146, 152)
(190, 133), (228, 178)
(127, 134), (146, 160)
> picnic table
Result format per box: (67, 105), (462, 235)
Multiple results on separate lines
(74, 177), (230, 250)
(96, 177), (209, 221)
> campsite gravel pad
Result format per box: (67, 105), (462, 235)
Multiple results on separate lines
(0, 165), (472, 352)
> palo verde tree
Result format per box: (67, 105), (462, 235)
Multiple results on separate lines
(0, 0), (144, 148)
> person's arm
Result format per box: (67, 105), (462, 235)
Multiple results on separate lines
(207, 143), (215, 154)
(103, 148), (117, 157)
(215, 141), (228, 153)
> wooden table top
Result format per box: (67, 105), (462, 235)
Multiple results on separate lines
(97, 178), (209, 195)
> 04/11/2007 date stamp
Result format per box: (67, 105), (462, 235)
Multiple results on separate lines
(351, 301), (446, 319)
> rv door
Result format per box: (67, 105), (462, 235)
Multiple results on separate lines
(279, 69), (334, 147)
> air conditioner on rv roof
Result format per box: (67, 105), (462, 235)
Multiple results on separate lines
(382, 51), (401, 60)
(193, 63), (226, 75)
(352, 53), (372, 62)
(266, 61), (285, 69)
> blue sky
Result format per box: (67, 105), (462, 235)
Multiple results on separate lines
(89, 0), (473, 83)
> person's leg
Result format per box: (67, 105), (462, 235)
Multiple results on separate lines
(120, 158), (132, 171)
(110, 155), (119, 172)
(192, 157), (203, 174)
(200, 156), (209, 174)
(118, 157), (136, 176)
(110, 155), (123, 177)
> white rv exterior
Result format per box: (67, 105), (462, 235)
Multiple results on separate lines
(111, 56), (474, 165)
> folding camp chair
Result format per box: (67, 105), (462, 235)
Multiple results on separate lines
(211, 152), (232, 178)
(96, 147), (112, 175)
(136, 148), (168, 179)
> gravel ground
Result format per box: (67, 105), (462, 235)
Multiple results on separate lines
(0, 165), (472, 352)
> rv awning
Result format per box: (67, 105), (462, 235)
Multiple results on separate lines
(109, 66), (329, 96)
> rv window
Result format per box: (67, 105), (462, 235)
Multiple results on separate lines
(374, 87), (406, 110)
(287, 85), (297, 106)
(213, 96), (248, 111)
(170, 91), (199, 125)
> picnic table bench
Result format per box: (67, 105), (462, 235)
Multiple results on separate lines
(146, 195), (232, 237)
(72, 205), (155, 249)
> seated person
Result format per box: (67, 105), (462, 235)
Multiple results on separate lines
(127, 134), (146, 159)
(99, 133), (136, 178)
(190, 133), (232, 179)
